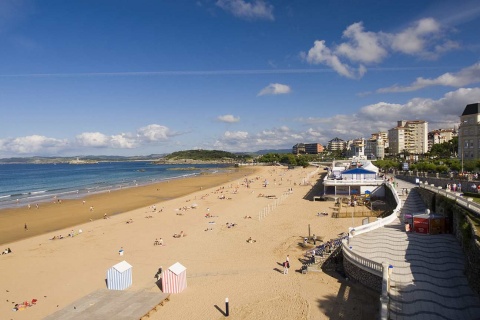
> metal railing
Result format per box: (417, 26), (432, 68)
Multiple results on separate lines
(420, 183), (480, 218)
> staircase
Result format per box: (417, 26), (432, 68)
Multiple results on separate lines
(304, 236), (347, 273)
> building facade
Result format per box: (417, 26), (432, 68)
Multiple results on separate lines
(348, 138), (365, 157)
(388, 120), (428, 155)
(365, 137), (385, 160)
(458, 103), (480, 160)
(292, 143), (324, 154)
(328, 137), (346, 151)
(428, 128), (457, 151)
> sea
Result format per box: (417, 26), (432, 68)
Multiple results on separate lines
(0, 162), (232, 210)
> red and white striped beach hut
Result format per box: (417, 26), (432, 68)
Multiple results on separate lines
(162, 262), (187, 294)
(106, 260), (132, 290)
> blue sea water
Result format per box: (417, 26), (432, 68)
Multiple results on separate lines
(0, 162), (231, 209)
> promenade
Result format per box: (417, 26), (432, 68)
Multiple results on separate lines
(348, 179), (480, 319)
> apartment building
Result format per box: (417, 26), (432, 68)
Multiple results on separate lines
(328, 137), (346, 151)
(388, 120), (428, 155)
(458, 103), (480, 160)
(292, 143), (324, 155)
(365, 137), (385, 159)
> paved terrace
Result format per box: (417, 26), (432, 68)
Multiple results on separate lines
(348, 179), (480, 320)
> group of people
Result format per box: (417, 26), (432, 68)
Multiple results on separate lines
(49, 229), (82, 240)
(154, 238), (164, 246)
(173, 231), (186, 238)
(2, 248), (12, 255)
(246, 237), (256, 243)
(446, 183), (462, 192)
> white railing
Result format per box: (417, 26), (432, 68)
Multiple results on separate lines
(420, 183), (480, 217)
(342, 239), (383, 277)
(324, 179), (385, 186)
(347, 182), (401, 237)
(341, 181), (400, 320)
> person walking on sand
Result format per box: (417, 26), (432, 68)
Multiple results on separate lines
(24, 223), (28, 231)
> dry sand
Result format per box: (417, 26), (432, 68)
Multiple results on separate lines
(0, 165), (379, 320)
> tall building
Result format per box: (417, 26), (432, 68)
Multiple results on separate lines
(365, 137), (385, 159)
(328, 137), (346, 151)
(388, 120), (428, 155)
(458, 103), (480, 160)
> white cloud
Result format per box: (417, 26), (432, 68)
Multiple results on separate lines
(216, 0), (274, 21)
(75, 132), (110, 147)
(217, 114), (240, 123)
(0, 124), (176, 156)
(0, 135), (68, 155)
(213, 126), (330, 152)
(304, 40), (361, 79)
(336, 22), (388, 63)
(257, 83), (292, 96)
(110, 134), (137, 149)
(302, 18), (457, 79)
(378, 62), (480, 93)
(136, 124), (172, 142)
(390, 18), (441, 55)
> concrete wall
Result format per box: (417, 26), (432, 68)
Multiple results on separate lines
(411, 182), (480, 295)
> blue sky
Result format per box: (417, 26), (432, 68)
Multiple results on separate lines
(1, 0), (480, 157)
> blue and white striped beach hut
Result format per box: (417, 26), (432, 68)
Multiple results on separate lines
(106, 260), (132, 290)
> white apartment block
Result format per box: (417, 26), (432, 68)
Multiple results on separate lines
(328, 137), (346, 151)
(388, 120), (428, 155)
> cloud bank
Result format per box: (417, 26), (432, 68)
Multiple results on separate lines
(378, 62), (480, 93)
(302, 18), (458, 79)
(1, 87), (479, 156)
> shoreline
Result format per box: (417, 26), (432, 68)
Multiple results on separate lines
(0, 163), (232, 211)
(0, 166), (257, 246)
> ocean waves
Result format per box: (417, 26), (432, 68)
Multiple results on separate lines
(0, 162), (231, 209)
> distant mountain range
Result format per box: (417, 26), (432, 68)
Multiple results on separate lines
(0, 149), (292, 164)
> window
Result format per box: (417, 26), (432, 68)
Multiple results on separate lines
(470, 140), (474, 148)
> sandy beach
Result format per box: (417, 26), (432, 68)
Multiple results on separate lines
(0, 165), (378, 320)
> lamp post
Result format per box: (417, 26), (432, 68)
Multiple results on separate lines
(352, 203), (355, 227)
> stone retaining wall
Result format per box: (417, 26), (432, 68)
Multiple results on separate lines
(343, 258), (382, 292)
